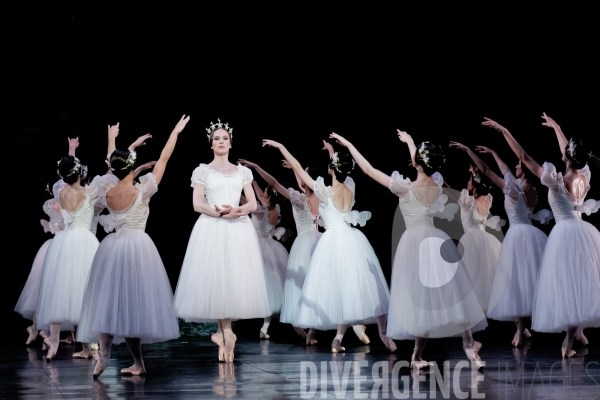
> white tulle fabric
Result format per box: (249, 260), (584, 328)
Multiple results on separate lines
(15, 200), (65, 321)
(36, 178), (107, 331)
(174, 164), (271, 321)
(77, 173), (179, 344)
(532, 163), (600, 332)
(280, 189), (322, 323)
(387, 172), (487, 339)
(457, 189), (503, 314)
(487, 173), (549, 320)
(294, 177), (390, 330)
(251, 204), (289, 314)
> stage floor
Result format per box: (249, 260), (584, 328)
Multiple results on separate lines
(2, 332), (599, 399)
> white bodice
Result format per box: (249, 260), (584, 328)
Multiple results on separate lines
(458, 189), (494, 231)
(289, 188), (320, 234)
(502, 173), (535, 225)
(251, 204), (284, 239)
(98, 173), (158, 233)
(541, 162), (599, 222)
(53, 179), (104, 232)
(314, 177), (371, 230)
(389, 171), (458, 228)
(191, 164), (253, 208)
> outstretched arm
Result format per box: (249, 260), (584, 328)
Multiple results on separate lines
(152, 115), (190, 185)
(107, 123), (119, 155)
(449, 141), (505, 189)
(238, 159), (291, 199)
(262, 140), (315, 191)
(282, 160), (306, 194)
(482, 117), (543, 178)
(68, 137), (79, 156)
(132, 161), (157, 179)
(329, 132), (391, 188)
(397, 129), (418, 166)
(252, 181), (267, 206)
(541, 112), (569, 158)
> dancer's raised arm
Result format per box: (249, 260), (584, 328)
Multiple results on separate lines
(107, 123), (119, 155)
(238, 159), (290, 200)
(262, 140), (315, 191)
(329, 132), (391, 188)
(449, 141), (505, 189)
(541, 112), (569, 157)
(152, 115), (190, 185)
(482, 117), (543, 178)
(397, 129), (418, 165)
(282, 160), (306, 193)
(68, 137), (79, 157)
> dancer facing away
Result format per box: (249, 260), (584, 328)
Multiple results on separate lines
(77, 116), (188, 378)
(262, 138), (395, 353)
(450, 151), (504, 316)
(330, 130), (485, 369)
(239, 158), (371, 346)
(246, 180), (289, 339)
(450, 140), (551, 347)
(36, 137), (105, 361)
(15, 186), (64, 346)
(487, 114), (599, 357)
(174, 120), (271, 363)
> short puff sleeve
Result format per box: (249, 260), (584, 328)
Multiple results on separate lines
(540, 162), (562, 191)
(388, 171), (413, 197)
(190, 164), (210, 187)
(502, 173), (520, 201)
(313, 176), (333, 204)
(289, 188), (307, 211)
(240, 165), (253, 186)
(458, 189), (475, 210)
(136, 172), (158, 202)
(87, 174), (119, 209)
(52, 180), (67, 203)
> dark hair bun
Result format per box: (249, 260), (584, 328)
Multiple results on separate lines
(471, 170), (493, 196)
(109, 149), (135, 180)
(57, 155), (81, 185)
(329, 151), (355, 181)
(565, 138), (593, 169)
(414, 142), (445, 176)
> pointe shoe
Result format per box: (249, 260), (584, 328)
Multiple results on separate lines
(90, 343), (99, 351)
(331, 339), (345, 353)
(43, 338), (56, 361)
(464, 341), (484, 371)
(294, 327), (307, 339)
(92, 353), (106, 379)
(561, 337), (576, 358)
(306, 330), (318, 346)
(121, 366), (146, 376)
(523, 328), (532, 338)
(353, 326), (370, 345)
(386, 338), (397, 353)
(73, 351), (92, 359)
(410, 359), (434, 369)
(211, 333), (225, 362)
(223, 329), (237, 363)
(512, 332), (523, 347)
(575, 329), (589, 346)
(259, 329), (270, 340)
(42, 342), (48, 351)
(26, 326), (38, 345)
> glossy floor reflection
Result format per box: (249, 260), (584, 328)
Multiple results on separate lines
(1, 329), (599, 399)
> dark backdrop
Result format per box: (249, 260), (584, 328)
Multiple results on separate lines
(6, 5), (599, 342)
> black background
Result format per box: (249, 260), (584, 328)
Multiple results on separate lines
(6, 5), (599, 342)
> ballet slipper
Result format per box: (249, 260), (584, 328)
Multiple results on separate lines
(259, 328), (270, 340)
(293, 327), (307, 339)
(306, 329), (318, 346)
(26, 326), (38, 345)
(523, 328), (532, 338)
(121, 365), (147, 376)
(575, 328), (589, 346)
(211, 333), (225, 362)
(44, 338), (57, 361)
(331, 339), (345, 353)
(353, 325), (370, 345)
(92, 352), (106, 379)
(386, 338), (397, 353)
(561, 336), (576, 358)
(223, 329), (236, 363)
(73, 343), (92, 359)
(464, 341), (484, 370)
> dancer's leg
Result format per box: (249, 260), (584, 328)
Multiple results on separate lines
(72, 325), (92, 359)
(574, 327), (589, 345)
(352, 325), (370, 344)
(260, 316), (272, 339)
(212, 320), (225, 362)
(462, 329), (483, 370)
(562, 326), (578, 358)
(123, 337), (146, 375)
(293, 326), (307, 339)
(222, 318), (236, 363)
(512, 317), (528, 347)
(93, 332), (114, 379)
(26, 321), (39, 346)
(332, 324), (348, 353)
(306, 328), (318, 346)
(44, 323), (61, 361)
(376, 315), (397, 352)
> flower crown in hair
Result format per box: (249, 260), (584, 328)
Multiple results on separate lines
(566, 138), (577, 159)
(471, 170), (491, 189)
(417, 141), (432, 168)
(329, 152), (356, 175)
(105, 150), (137, 171)
(206, 118), (233, 142)
(57, 157), (82, 179)
(80, 165), (89, 181)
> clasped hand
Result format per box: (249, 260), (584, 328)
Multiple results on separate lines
(214, 204), (248, 219)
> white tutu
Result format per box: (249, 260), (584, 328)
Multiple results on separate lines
(77, 231), (180, 344)
(174, 164), (271, 322)
(280, 230), (322, 323)
(14, 239), (52, 321)
(258, 237), (288, 314)
(532, 162), (600, 332)
(294, 177), (390, 330)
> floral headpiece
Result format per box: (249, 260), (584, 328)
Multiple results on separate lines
(57, 157), (82, 179)
(206, 118), (233, 142)
(80, 164), (89, 181)
(566, 138), (577, 159)
(417, 141), (432, 168)
(471, 170), (491, 189)
(105, 150), (137, 171)
(329, 152), (356, 175)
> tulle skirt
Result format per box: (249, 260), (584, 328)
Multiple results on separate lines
(77, 230), (179, 344)
(280, 231), (322, 323)
(488, 224), (547, 321)
(459, 228), (502, 314)
(294, 225), (390, 330)
(257, 237), (289, 314)
(388, 224), (487, 340)
(14, 239), (53, 321)
(174, 215), (271, 322)
(532, 219), (600, 332)
(36, 228), (99, 331)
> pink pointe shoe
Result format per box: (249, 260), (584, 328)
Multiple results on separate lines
(331, 339), (345, 353)
(464, 341), (484, 370)
(223, 329), (237, 363)
(211, 333), (225, 362)
(353, 325), (370, 345)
